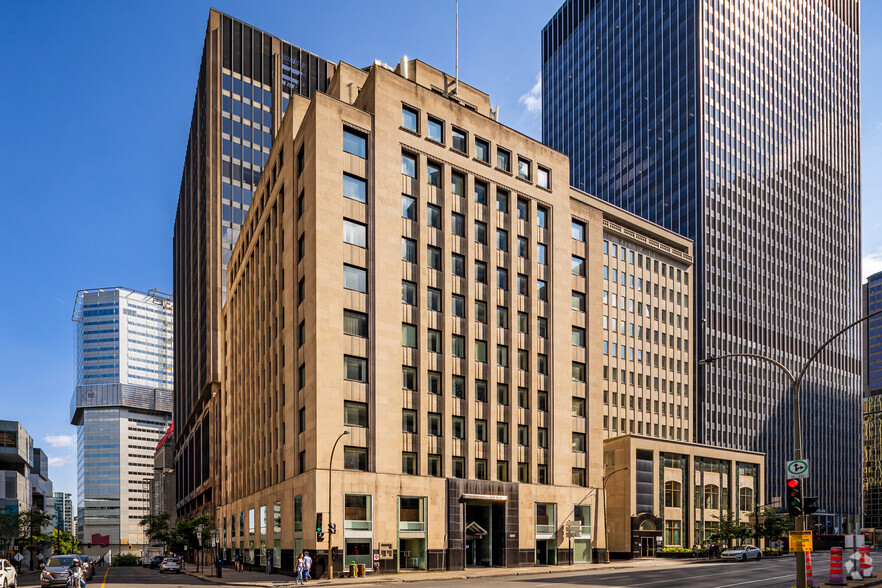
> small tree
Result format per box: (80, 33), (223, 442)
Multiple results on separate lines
(18, 509), (54, 570)
(758, 506), (792, 547)
(139, 513), (173, 548)
(50, 529), (81, 555)
(710, 510), (752, 547)
(0, 511), (19, 556)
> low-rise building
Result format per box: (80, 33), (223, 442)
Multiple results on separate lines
(603, 435), (764, 558)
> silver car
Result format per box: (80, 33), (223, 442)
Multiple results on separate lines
(0, 559), (17, 588)
(721, 545), (763, 561)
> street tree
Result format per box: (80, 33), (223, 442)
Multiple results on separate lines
(50, 529), (81, 555)
(139, 513), (173, 548)
(18, 508), (54, 570)
(0, 511), (19, 555)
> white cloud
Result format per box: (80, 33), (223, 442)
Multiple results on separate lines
(864, 250), (882, 280)
(48, 456), (70, 467)
(519, 73), (542, 114)
(44, 434), (76, 448)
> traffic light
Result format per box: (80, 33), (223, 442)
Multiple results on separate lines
(316, 513), (324, 542)
(328, 523), (336, 535)
(316, 531), (324, 542)
(786, 479), (803, 516)
(804, 496), (820, 516)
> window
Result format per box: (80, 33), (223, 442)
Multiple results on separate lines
(665, 520), (681, 546)
(475, 300), (487, 323)
(428, 371), (441, 395)
(344, 401), (367, 427)
(497, 461), (509, 482)
(739, 488), (754, 512)
(518, 387), (529, 408)
(452, 417), (465, 439)
(497, 147), (511, 171)
(428, 413), (442, 436)
(343, 265), (366, 292)
(427, 288), (442, 311)
(451, 172), (464, 196)
(475, 221), (487, 244)
(572, 327), (585, 347)
(518, 312), (529, 333)
(475, 181), (487, 204)
(518, 425), (529, 446)
(537, 390), (548, 411)
(571, 220), (585, 241)
(572, 255), (585, 276)
(401, 195), (416, 219)
(517, 237), (528, 258)
(537, 427), (548, 449)
(517, 199), (528, 219)
(665, 481), (681, 508)
(537, 318), (547, 339)
(496, 306), (508, 328)
(343, 173), (366, 203)
(402, 410), (417, 433)
(427, 117), (443, 142)
(427, 204), (442, 228)
(402, 105), (418, 131)
(452, 294), (465, 318)
(475, 459), (488, 480)
(402, 238), (417, 263)
(428, 454), (442, 477)
(517, 157), (531, 180)
(402, 324), (417, 348)
(343, 128), (367, 158)
(452, 253), (465, 277)
(497, 268), (508, 290)
(572, 468), (586, 487)
(475, 379), (487, 402)
(497, 229), (508, 250)
(452, 336), (465, 358)
(496, 190), (509, 212)
(537, 280), (547, 301)
(344, 446), (368, 471)
(427, 329), (442, 353)
(475, 137), (489, 162)
(537, 166), (550, 189)
(452, 212), (465, 236)
(343, 219), (366, 248)
(537, 207), (547, 228)
(400, 365), (417, 390)
(344, 310), (368, 338)
(401, 153), (416, 178)
(402, 281), (416, 305)
(427, 246), (442, 270)
(517, 273), (528, 295)
(427, 161), (441, 187)
(299, 407), (306, 432)
(475, 261), (487, 284)
(572, 397), (585, 417)
(497, 384), (509, 404)
(518, 462), (529, 483)
(402, 452), (417, 475)
(475, 340), (487, 362)
(344, 356), (367, 382)
(537, 465), (548, 485)
(517, 349), (528, 371)
(452, 127), (467, 153)
(475, 419), (487, 441)
(572, 291), (585, 311)
(572, 362), (586, 382)
(452, 457), (465, 478)
(704, 484), (720, 510)
(497, 345), (509, 367)
(537, 243), (547, 264)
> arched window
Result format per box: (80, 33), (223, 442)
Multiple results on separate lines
(640, 520), (656, 531)
(664, 481), (681, 508)
(739, 487), (754, 511)
(704, 484), (719, 510)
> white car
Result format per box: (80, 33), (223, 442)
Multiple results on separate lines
(0, 559), (17, 588)
(159, 558), (181, 573)
(721, 545), (763, 561)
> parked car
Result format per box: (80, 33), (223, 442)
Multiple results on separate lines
(148, 556), (163, 569)
(0, 558), (18, 588)
(721, 545), (762, 561)
(159, 558), (181, 574)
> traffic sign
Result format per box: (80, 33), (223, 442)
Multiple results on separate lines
(786, 459), (810, 479)
(789, 530), (813, 552)
(565, 521), (582, 537)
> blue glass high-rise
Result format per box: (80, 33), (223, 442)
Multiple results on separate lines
(543, 0), (861, 530)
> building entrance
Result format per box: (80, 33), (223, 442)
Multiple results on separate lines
(640, 537), (656, 557)
(464, 502), (503, 567)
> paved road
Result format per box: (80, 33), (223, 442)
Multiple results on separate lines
(17, 565), (205, 588)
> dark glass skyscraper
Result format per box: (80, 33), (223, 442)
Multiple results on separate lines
(864, 272), (882, 527)
(173, 10), (332, 519)
(543, 0), (861, 529)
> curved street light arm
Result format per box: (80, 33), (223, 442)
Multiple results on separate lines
(701, 352), (796, 384)
(795, 308), (882, 385)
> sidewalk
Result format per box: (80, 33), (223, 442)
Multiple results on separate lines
(180, 558), (696, 587)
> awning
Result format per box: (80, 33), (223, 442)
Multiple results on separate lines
(460, 493), (507, 502)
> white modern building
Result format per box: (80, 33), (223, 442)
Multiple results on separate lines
(55, 492), (73, 534)
(69, 287), (173, 556)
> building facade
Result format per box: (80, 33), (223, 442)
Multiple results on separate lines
(70, 287), (173, 554)
(542, 0), (862, 529)
(0, 421), (33, 515)
(55, 492), (73, 535)
(29, 448), (55, 563)
(173, 9), (333, 522)
(215, 57), (694, 576)
(151, 424), (176, 525)
(603, 435), (764, 558)
(864, 272), (882, 528)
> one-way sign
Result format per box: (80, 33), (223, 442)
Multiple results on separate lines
(786, 459), (809, 479)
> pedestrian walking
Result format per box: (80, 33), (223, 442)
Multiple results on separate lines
(303, 551), (312, 582)
(295, 554), (305, 585)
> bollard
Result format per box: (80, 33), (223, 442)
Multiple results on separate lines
(805, 551), (813, 587)
(829, 546), (847, 586)
(861, 546), (876, 579)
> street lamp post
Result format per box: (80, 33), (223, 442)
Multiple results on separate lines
(602, 467), (630, 564)
(698, 309), (882, 588)
(327, 431), (349, 580)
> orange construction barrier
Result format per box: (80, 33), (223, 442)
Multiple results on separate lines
(805, 551), (813, 587)
(860, 545), (875, 578)
(829, 546), (846, 585)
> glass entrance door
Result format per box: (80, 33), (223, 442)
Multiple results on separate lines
(640, 537), (656, 557)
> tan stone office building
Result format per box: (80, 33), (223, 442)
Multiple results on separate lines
(216, 57), (701, 576)
(603, 436), (765, 558)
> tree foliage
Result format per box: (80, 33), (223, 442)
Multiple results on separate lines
(139, 513), (212, 555)
(0, 511), (19, 554)
(18, 508), (54, 569)
(50, 529), (81, 555)
(709, 510), (753, 546)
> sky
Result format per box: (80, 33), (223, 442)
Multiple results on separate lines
(0, 1), (880, 510)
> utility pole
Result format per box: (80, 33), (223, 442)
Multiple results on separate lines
(327, 431), (349, 579)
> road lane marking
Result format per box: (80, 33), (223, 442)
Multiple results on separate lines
(625, 567), (787, 586)
(101, 567), (109, 588)
(714, 573), (795, 587)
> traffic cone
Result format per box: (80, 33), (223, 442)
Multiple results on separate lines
(829, 546), (847, 586)
(805, 551), (813, 587)
(860, 546), (876, 579)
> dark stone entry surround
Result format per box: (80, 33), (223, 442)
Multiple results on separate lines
(446, 479), (520, 569)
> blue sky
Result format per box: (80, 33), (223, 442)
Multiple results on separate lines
(0, 1), (878, 509)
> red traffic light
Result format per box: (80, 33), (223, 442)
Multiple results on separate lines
(787, 479), (799, 488)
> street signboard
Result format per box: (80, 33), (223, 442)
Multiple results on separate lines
(786, 459), (810, 479)
(789, 530), (813, 552)
(565, 521), (582, 538)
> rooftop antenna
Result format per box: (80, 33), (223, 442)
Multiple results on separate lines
(455, 0), (459, 96)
